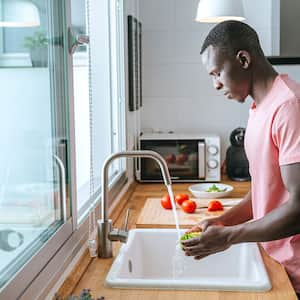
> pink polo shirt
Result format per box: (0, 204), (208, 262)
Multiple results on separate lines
(244, 74), (300, 291)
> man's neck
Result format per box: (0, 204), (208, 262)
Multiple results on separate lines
(250, 61), (278, 105)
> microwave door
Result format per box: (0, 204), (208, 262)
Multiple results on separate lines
(198, 141), (206, 179)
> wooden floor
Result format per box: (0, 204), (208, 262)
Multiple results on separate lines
(57, 180), (298, 300)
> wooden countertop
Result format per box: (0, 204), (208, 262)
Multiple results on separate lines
(60, 180), (298, 300)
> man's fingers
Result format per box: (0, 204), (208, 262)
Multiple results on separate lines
(186, 225), (202, 233)
(194, 254), (209, 260)
(201, 222), (210, 232)
(181, 237), (201, 246)
(185, 249), (205, 256)
(185, 248), (212, 257)
(185, 245), (230, 258)
(183, 245), (208, 256)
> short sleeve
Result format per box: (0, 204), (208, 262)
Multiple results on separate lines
(272, 99), (300, 165)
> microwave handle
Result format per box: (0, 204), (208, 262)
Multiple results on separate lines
(198, 142), (205, 179)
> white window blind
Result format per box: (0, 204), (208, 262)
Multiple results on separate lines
(73, 0), (126, 221)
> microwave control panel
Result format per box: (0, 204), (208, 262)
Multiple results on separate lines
(203, 136), (221, 182)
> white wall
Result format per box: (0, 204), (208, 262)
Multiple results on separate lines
(124, 0), (141, 178)
(138, 0), (300, 160)
(139, 0), (249, 160)
(280, 0), (300, 56)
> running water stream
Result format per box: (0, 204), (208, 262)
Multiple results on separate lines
(166, 184), (181, 240)
(166, 184), (186, 277)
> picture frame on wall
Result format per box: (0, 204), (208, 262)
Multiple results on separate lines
(138, 21), (142, 108)
(128, 15), (142, 111)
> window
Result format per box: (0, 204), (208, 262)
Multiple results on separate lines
(73, 0), (126, 221)
(0, 1), (49, 67)
(109, 0), (126, 181)
(0, 1), (127, 297)
(0, 0), (72, 296)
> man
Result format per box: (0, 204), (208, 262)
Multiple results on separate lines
(181, 20), (300, 296)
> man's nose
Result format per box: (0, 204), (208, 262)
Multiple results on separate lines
(213, 78), (223, 90)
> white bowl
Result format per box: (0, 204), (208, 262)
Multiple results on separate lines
(188, 183), (233, 199)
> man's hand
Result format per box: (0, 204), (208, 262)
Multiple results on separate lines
(186, 216), (223, 233)
(182, 225), (235, 260)
(182, 190), (253, 260)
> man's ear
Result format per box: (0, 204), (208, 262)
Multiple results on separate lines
(236, 50), (251, 69)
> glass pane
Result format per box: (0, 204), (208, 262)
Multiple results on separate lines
(0, 0), (70, 289)
(71, 0), (92, 215)
(74, 0), (126, 221)
(0, 1), (48, 67)
(109, 0), (126, 180)
(141, 141), (199, 180)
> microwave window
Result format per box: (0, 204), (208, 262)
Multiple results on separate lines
(140, 140), (199, 180)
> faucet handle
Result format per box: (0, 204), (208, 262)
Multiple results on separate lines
(108, 208), (130, 244)
(123, 208), (130, 232)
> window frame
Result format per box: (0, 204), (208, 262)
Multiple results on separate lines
(74, 0), (127, 224)
(0, 0), (128, 298)
(0, 1), (74, 298)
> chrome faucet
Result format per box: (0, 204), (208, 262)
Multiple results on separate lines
(97, 150), (172, 258)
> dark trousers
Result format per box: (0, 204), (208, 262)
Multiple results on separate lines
(297, 293), (300, 300)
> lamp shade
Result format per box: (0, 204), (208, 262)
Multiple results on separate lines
(0, 0), (40, 27)
(195, 0), (245, 23)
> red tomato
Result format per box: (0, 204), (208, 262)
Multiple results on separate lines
(207, 200), (224, 211)
(175, 194), (189, 206)
(181, 200), (197, 213)
(160, 195), (173, 209)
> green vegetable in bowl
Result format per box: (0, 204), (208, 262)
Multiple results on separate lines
(205, 184), (227, 192)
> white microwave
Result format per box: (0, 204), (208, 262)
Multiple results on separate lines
(136, 133), (221, 182)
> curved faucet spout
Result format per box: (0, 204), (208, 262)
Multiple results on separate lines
(97, 150), (172, 258)
(101, 150), (172, 221)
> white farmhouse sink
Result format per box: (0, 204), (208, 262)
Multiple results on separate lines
(106, 229), (271, 292)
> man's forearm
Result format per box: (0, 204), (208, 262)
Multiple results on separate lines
(230, 195), (300, 243)
(218, 189), (253, 226)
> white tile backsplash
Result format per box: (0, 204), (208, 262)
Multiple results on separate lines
(141, 96), (250, 160)
(174, 0), (204, 31)
(139, 0), (300, 161)
(139, 0), (175, 31)
(173, 31), (207, 63)
(143, 62), (222, 98)
(142, 31), (175, 64)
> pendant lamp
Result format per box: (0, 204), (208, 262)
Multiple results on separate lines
(0, 0), (40, 27)
(195, 0), (245, 23)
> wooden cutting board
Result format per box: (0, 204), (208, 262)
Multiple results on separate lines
(136, 198), (243, 229)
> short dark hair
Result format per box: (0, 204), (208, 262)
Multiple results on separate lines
(200, 20), (264, 57)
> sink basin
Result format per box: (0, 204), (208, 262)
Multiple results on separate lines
(106, 229), (271, 292)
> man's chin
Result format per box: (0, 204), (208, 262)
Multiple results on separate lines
(230, 96), (246, 103)
(225, 94), (246, 103)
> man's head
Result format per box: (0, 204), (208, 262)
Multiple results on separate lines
(200, 21), (265, 102)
